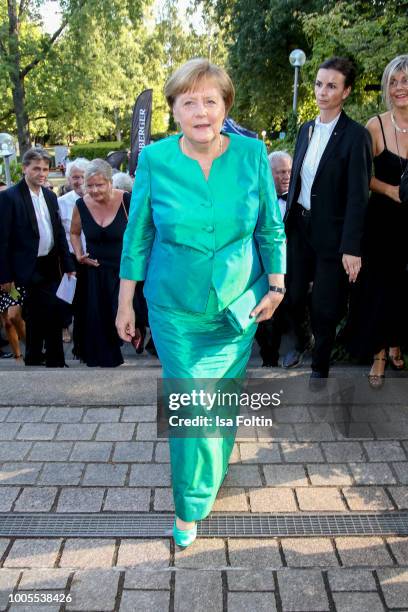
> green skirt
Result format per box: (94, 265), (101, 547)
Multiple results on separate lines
(148, 289), (257, 521)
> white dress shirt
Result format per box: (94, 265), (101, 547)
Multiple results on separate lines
(298, 113), (341, 210)
(30, 188), (54, 256)
(58, 190), (86, 253)
(278, 196), (287, 221)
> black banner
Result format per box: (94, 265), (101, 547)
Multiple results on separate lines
(129, 89), (153, 176)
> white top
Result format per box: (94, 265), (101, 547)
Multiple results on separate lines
(278, 196), (286, 221)
(58, 190), (86, 253)
(30, 188), (54, 256)
(298, 113), (341, 210)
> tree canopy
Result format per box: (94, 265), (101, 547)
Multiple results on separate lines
(1, 0), (407, 151)
(197, 0), (408, 136)
(0, 0), (222, 151)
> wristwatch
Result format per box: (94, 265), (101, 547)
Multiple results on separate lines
(269, 285), (286, 294)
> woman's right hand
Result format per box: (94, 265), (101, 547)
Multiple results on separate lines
(77, 253), (100, 267)
(386, 184), (402, 203)
(116, 305), (136, 342)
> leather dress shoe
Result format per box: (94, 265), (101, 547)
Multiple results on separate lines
(262, 358), (279, 367)
(282, 350), (303, 369)
(309, 370), (328, 391)
(25, 352), (46, 366)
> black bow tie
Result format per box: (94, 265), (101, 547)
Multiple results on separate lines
(279, 193), (288, 201)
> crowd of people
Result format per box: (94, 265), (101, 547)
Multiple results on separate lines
(0, 152), (150, 367)
(0, 54), (407, 388)
(0, 53), (407, 547)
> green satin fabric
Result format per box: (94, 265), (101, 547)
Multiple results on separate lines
(148, 290), (256, 521)
(120, 133), (286, 313)
(120, 133), (286, 520)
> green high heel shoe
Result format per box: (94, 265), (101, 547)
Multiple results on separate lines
(173, 519), (197, 547)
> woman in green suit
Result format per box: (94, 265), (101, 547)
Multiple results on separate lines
(116, 59), (286, 547)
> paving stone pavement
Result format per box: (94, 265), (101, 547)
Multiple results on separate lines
(0, 358), (407, 610)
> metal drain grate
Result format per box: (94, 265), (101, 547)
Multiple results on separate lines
(0, 513), (408, 538)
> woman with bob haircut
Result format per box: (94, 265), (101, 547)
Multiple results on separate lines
(71, 159), (147, 366)
(347, 55), (408, 387)
(116, 58), (286, 546)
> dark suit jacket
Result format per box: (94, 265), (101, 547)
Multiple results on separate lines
(0, 178), (74, 285)
(285, 111), (372, 257)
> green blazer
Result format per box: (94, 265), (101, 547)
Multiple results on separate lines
(120, 133), (286, 313)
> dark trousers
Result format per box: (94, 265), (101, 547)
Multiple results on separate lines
(58, 254), (87, 360)
(61, 301), (73, 330)
(255, 303), (286, 365)
(23, 253), (65, 367)
(71, 259), (86, 360)
(286, 206), (349, 374)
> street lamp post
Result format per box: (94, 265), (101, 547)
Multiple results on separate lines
(0, 133), (16, 187)
(289, 49), (306, 114)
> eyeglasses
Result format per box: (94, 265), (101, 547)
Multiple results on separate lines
(390, 77), (408, 89)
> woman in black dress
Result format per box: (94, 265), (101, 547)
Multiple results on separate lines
(70, 159), (146, 367)
(348, 55), (408, 388)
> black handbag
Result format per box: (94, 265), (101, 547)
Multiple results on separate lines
(400, 166), (408, 204)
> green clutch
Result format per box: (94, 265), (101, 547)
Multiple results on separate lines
(226, 274), (269, 333)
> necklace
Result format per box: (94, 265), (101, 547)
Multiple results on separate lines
(393, 127), (408, 178)
(391, 112), (408, 134)
(181, 134), (223, 171)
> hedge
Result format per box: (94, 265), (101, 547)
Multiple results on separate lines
(69, 141), (128, 160)
(69, 132), (179, 160)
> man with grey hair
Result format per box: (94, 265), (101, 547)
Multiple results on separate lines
(58, 158), (89, 345)
(268, 151), (292, 220)
(112, 172), (134, 193)
(257, 149), (310, 368)
(270, 150), (307, 367)
(0, 148), (75, 366)
(256, 150), (293, 367)
(58, 158), (89, 253)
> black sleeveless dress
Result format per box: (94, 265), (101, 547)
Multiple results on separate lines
(347, 116), (408, 359)
(77, 193), (147, 367)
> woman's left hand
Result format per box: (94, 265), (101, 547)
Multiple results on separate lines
(250, 291), (284, 323)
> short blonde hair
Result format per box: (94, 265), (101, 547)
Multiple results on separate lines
(164, 58), (235, 114)
(85, 159), (112, 183)
(381, 54), (408, 110)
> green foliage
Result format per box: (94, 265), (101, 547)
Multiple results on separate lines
(154, 0), (228, 131)
(151, 132), (175, 141)
(198, 0), (335, 132)
(267, 137), (295, 157)
(198, 0), (408, 131)
(69, 141), (126, 160)
(300, 1), (408, 124)
(0, 0), (227, 146)
(3, 0), (406, 147)
(0, 160), (22, 184)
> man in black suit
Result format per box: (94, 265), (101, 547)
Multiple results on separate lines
(256, 150), (293, 367)
(0, 148), (75, 366)
(285, 57), (372, 381)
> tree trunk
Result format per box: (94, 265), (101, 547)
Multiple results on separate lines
(10, 75), (31, 154)
(114, 108), (122, 142)
(7, 0), (31, 155)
